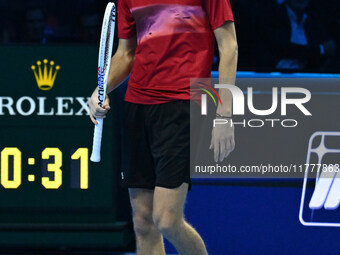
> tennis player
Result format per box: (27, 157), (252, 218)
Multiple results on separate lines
(88, 0), (237, 254)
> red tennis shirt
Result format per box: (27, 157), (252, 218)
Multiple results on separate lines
(118, 0), (234, 104)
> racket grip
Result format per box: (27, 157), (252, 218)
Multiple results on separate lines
(90, 118), (104, 162)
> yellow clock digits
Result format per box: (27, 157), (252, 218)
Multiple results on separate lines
(71, 148), (89, 189)
(1, 147), (21, 189)
(41, 148), (62, 189)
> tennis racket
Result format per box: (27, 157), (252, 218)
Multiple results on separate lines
(90, 2), (116, 162)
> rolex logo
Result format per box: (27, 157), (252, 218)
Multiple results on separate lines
(31, 59), (60, 91)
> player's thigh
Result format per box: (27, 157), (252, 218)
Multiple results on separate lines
(129, 188), (154, 215)
(153, 183), (189, 223)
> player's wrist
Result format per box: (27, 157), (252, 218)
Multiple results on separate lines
(216, 113), (232, 119)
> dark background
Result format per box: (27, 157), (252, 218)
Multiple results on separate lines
(0, 0), (339, 73)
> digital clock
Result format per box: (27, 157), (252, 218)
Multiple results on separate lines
(0, 45), (132, 248)
(1, 147), (88, 189)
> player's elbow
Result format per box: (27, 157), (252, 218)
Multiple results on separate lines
(123, 50), (136, 65)
(114, 49), (135, 65)
(232, 41), (238, 59)
(234, 41), (239, 56)
(218, 43), (238, 66)
(219, 40), (238, 58)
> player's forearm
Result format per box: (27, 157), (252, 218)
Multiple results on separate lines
(216, 42), (238, 117)
(106, 51), (135, 94)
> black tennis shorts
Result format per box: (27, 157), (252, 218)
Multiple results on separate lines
(121, 100), (191, 190)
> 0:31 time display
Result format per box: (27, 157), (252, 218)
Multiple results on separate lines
(0, 147), (89, 190)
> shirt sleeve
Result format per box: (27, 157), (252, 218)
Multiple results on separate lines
(202, 0), (234, 30)
(118, 0), (136, 39)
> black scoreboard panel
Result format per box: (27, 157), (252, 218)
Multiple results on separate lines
(0, 46), (132, 248)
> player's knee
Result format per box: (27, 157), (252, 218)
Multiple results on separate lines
(132, 211), (154, 237)
(153, 210), (182, 239)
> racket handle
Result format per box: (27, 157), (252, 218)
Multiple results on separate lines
(90, 118), (104, 162)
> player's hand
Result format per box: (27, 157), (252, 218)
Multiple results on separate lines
(88, 88), (110, 125)
(210, 122), (235, 162)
